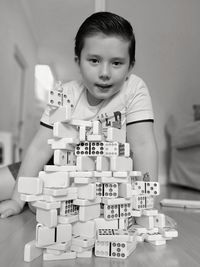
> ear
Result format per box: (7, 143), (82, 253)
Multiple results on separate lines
(128, 62), (134, 72)
(74, 56), (80, 65)
(126, 64), (134, 80)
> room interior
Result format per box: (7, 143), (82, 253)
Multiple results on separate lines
(1, 1), (200, 266)
(0, 0), (200, 187)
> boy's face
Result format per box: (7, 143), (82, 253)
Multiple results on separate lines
(76, 33), (133, 106)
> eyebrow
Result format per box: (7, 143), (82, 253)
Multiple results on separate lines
(111, 57), (126, 61)
(87, 54), (126, 61)
(87, 54), (100, 58)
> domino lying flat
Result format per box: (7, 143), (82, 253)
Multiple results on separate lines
(19, 83), (178, 262)
(160, 198), (200, 209)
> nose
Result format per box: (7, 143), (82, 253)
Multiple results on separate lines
(99, 63), (111, 81)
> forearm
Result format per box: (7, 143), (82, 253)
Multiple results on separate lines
(127, 121), (158, 181)
(12, 146), (53, 208)
(132, 142), (158, 181)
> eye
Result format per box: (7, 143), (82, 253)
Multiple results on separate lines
(88, 58), (99, 65)
(112, 61), (123, 67)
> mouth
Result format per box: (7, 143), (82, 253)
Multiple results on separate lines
(95, 83), (112, 89)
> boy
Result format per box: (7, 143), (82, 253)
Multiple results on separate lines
(0, 11), (158, 218)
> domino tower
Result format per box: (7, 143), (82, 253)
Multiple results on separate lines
(18, 83), (178, 262)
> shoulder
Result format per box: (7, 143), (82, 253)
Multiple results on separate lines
(62, 80), (84, 106)
(119, 74), (149, 104)
(62, 80), (83, 92)
(125, 74), (148, 93)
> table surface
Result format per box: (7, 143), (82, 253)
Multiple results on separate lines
(1, 185), (200, 267)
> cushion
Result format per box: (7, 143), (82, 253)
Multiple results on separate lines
(171, 121), (200, 149)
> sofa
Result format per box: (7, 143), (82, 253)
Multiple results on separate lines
(166, 116), (200, 190)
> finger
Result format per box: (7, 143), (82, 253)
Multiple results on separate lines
(1, 209), (15, 218)
(0, 203), (6, 213)
(0, 200), (11, 213)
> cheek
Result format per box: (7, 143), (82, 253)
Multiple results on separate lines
(84, 69), (97, 83)
(114, 71), (128, 83)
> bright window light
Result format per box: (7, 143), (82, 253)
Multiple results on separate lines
(34, 64), (55, 103)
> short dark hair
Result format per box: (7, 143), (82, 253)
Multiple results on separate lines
(75, 12), (136, 67)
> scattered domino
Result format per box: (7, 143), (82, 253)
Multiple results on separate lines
(24, 240), (43, 262)
(72, 235), (95, 247)
(96, 182), (118, 198)
(77, 249), (93, 258)
(49, 105), (72, 124)
(32, 200), (61, 210)
(97, 229), (133, 242)
(18, 177), (43, 195)
(36, 208), (57, 228)
(160, 198), (200, 208)
(48, 90), (63, 108)
(43, 251), (76, 261)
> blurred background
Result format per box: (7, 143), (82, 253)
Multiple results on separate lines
(0, 0), (200, 185)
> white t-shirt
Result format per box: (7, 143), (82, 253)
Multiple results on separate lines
(40, 74), (154, 131)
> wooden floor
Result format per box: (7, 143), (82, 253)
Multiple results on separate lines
(1, 185), (200, 267)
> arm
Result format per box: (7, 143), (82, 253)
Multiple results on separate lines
(0, 125), (53, 218)
(127, 121), (158, 181)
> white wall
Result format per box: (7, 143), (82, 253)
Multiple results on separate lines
(107, 0), (200, 183)
(0, 0), (39, 151)
(1, 0), (200, 182)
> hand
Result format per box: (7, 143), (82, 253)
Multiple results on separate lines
(0, 199), (23, 218)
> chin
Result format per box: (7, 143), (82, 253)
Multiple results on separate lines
(101, 90), (119, 98)
(96, 93), (112, 99)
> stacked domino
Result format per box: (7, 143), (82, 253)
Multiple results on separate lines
(18, 82), (178, 262)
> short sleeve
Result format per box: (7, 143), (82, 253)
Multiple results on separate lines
(40, 105), (53, 129)
(125, 75), (154, 124)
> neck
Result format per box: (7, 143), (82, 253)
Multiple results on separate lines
(86, 90), (103, 106)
